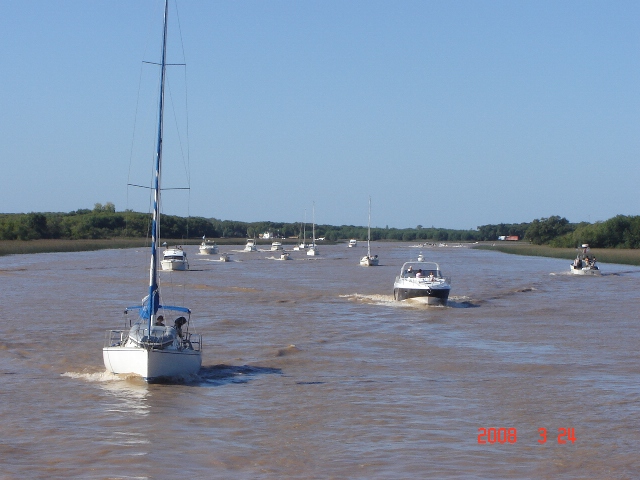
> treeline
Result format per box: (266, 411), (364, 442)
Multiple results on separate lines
(0, 205), (480, 242)
(2, 204), (640, 249)
(476, 215), (640, 249)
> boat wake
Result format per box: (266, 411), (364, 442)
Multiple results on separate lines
(340, 293), (395, 305)
(341, 293), (480, 308)
(196, 364), (282, 387)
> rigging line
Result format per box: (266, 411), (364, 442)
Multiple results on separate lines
(174, 0), (191, 188)
(174, 0), (192, 242)
(166, 76), (190, 187)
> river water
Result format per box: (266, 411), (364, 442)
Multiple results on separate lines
(1, 242), (638, 479)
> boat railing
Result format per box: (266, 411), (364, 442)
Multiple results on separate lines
(395, 275), (451, 285)
(105, 330), (127, 348)
(184, 333), (202, 352)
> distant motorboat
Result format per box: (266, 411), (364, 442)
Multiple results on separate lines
(199, 236), (218, 255)
(244, 239), (257, 252)
(271, 241), (283, 251)
(161, 246), (189, 271)
(219, 252), (230, 262)
(349, 239), (357, 248)
(280, 252), (291, 260)
(570, 244), (600, 275)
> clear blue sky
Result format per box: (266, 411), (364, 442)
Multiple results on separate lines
(2, 1), (639, 230)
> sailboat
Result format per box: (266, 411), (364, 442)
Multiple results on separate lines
(307, 203), (319, 256)
(103, 0), (202, 381)
(360, 196), (379, 266)
(294, 211), (307, 251)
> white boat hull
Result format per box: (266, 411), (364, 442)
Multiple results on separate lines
(103, 346), (201, 381)
(199, 246), (218, 255)
(360, 255), (379, 266)
(570, 265), (600, 275)
(307, 247), (319, 256)
(161, 259), (188, 271)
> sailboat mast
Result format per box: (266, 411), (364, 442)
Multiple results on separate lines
(367, 196), (371, 257)
(148, 0), (169, 328)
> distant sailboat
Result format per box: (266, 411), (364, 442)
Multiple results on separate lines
(307, 203), (319, 256)
(360, 196), (378, 266)
(103, 0), (202, 381)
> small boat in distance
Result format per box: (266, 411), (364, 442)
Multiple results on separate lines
(103, 0), (202, 381)
(280, 252), (291, 260)
(393, 261), (451, 305)
(360, 196), (379, 266)
(199, 236), (218, 255)
(349, 239), (357, 248)
(161, 245), (189, 271)
(307, 203), (319, 256)
(219, 252), (230, 262)
(244, 238), (257, 252)
(271, 241), (283, 251)
(570, 244), (600, 275)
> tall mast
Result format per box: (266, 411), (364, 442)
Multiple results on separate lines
(367, 196), (371, 257)
(312, 202), (315, 246)
(148, 0), (169, 329)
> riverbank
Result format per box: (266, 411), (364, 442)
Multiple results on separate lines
(474, 242), (640, 266)
(0, 238), (335, 257)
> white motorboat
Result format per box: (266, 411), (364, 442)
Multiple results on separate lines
(307, 203), (319, 256)
(279, 252), (291, 260)
(103, 0), (202, 381)
(570, 244), (600, 275)
(199, 236), (218, 255)
(417, 252), (425, 262)
(244, 238), (257, 251)
(219, 252), (230, 262)
(393, 261), (451, 305)
(271, 241), (283, 251)
(360, 196), (379, 266)
(161, 245), (189, 271)
(349, 239), (357, 248)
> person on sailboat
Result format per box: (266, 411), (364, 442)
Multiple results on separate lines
(174, 316), (187, 338)
(155, 315), (165, 326)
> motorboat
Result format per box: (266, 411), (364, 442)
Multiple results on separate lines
(349, 239), (357, 248)
(161, 245), (189, 271)
(570, 244), (600, 275)
(199, 236), (218, 255)
(103, 0), (202, 381)
(244, 238), (257, 252)
(359, 196), (379, 266)
(279, 252), (291, 260)
(393, 261), (451, 305)
(417, 252), (424, 262)
(220, 252), (230, 262)
(271, 241), (283, 251)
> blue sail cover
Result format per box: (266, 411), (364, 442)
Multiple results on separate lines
(126, 303), (191, 320)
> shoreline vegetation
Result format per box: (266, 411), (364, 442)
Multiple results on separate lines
(2, 206), (640, 265)
(475, 243), (640, 267)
